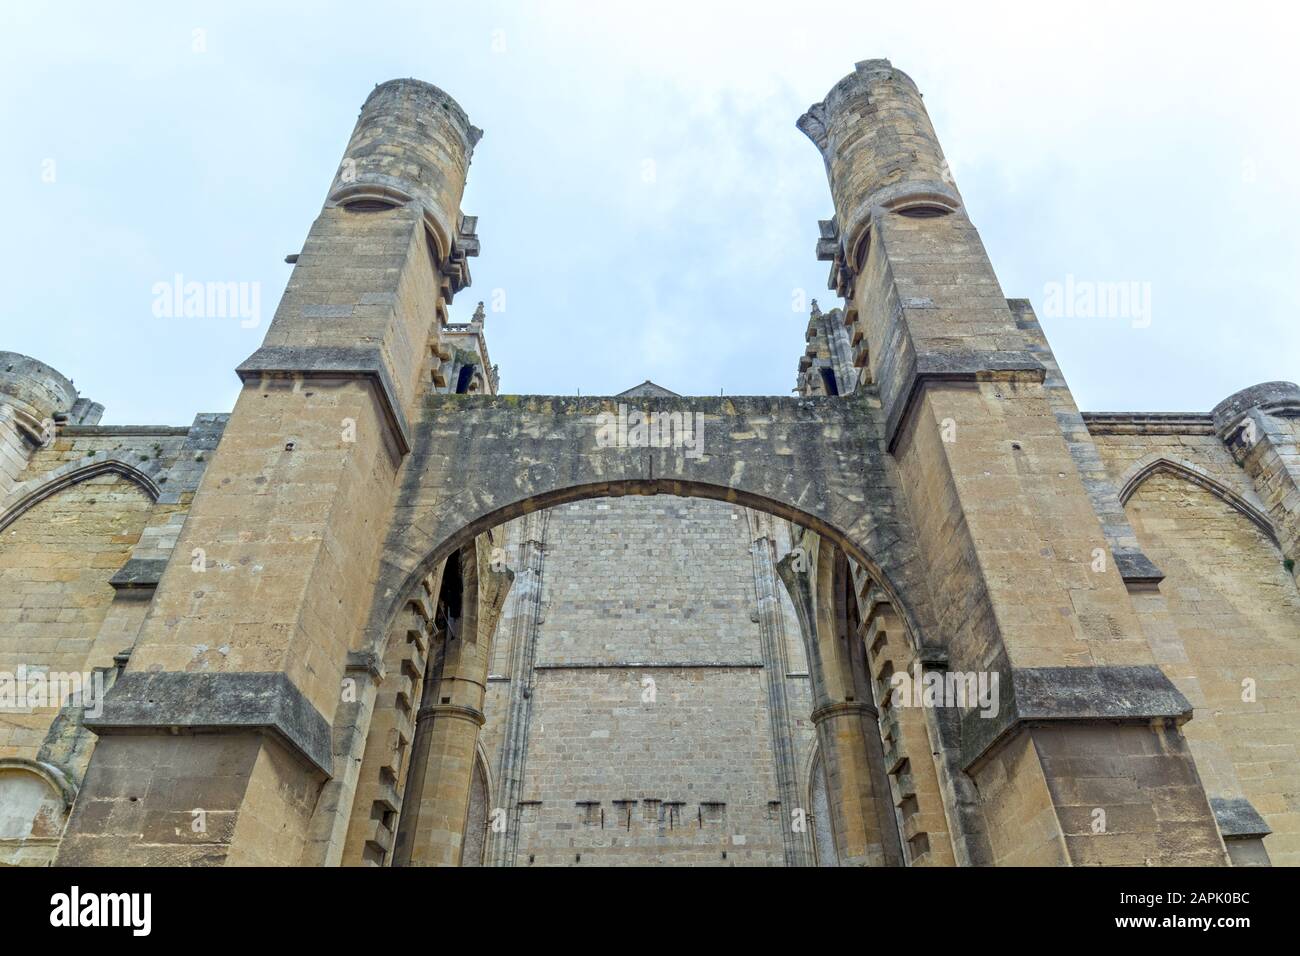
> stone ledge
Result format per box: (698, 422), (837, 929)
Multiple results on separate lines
(108, 557), (170, 590)
(962, 664), (1193, 770)
(1210, 796), (1272, 840)
(1113, 550), (1165, 586)
(60, 425), (191, 437)
(344, 649), (385, 681)
(1081, 412), (1215, 435)
(533, 660), (764, 670)
(886, 349), (1046, 453)
(236, 345), (411, 455)
(84, 671), (333, 776)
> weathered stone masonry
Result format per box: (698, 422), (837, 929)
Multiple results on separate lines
(1, 60), (1297, 866)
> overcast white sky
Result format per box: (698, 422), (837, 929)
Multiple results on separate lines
(2, 1), (1297, 423)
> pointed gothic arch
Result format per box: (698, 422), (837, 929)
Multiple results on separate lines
(1117, 453), (1278, 545)
(0, 453), (162, 534)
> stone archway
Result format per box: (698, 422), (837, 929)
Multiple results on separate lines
(364, 391), (936, 662)
(358, 452), (930, 866)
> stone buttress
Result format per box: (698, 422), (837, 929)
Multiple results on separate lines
(798, 59), (1227, 865)
(56, 79), (482, 865)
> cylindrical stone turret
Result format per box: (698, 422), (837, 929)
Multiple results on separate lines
(798, 59), (962, 268)
(1211, 381), (1300, 440)
(0, 352), (102, 495)
(0, 351), (79, 426)
(326, 79), (482, 261)
(1, 351), (79, 493)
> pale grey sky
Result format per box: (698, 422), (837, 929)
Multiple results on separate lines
(2, 1), (1297, 423)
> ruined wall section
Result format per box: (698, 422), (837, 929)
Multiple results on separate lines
(1, 417), (226, 707)
(1088, 413), (1300, 864)
(0, 368), (227, 865)
(483, 496), (799, 866)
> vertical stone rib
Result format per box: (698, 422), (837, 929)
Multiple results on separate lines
(488, 510), (550, 866)
(746, 509), (811, 866)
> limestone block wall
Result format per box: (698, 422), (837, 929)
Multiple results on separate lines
(518, 667), (782, 865)
(0, 403), (225, 865)
(24, 430), (190, 479)
(1087, 421), (1258, 505)
(534, 498), (760, 664)
(0, 473), (153, 681)
(478, 496), (816, 866)
(0, 426), (208, 761)
(1088, 418), (1300, 865)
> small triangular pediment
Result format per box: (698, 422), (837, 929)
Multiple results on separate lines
(615, 380), (680, 398)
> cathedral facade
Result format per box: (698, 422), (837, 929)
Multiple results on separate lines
(1, 60), (1296, 867)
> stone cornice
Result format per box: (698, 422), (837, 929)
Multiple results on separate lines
(886, 349), (1046, 453)
(1081, 412), (1215, 435)
(85, 671), (333, 777)
(236, 345), (412, 455)
(811, 700), (879, 723)
(415, 702), (486, 727)
(961, 664), (1193, 772)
